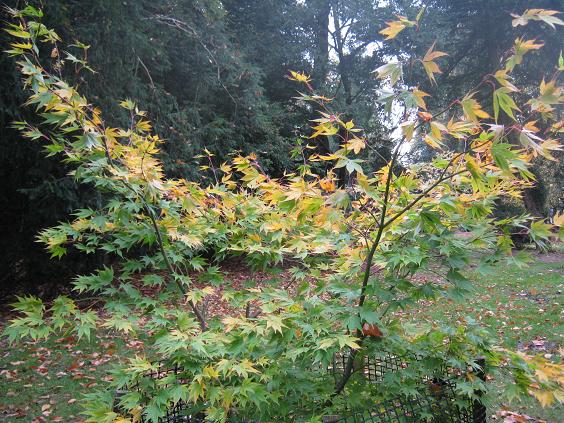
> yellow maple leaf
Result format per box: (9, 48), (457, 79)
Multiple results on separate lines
(400, 121), (415, 141)
(460, 95), (490, 122)
(424, 133), (442, 149)
(319, 178), (336, 192)
(379, 16), (416, 40)
(346, 137), (366, 154)
(420, 42), (448, 84)
(553, 212), (564, 227)
(412, 87), (430, 110)
(523, 120), (540, 132)
(288, 70), (311, 83)
(529, 388), (555, 407)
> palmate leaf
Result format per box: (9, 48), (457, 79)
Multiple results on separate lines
(465, 155), (486, 192)
(400, 121), (415, 141)
(410, 87), (430, 110)
(264, 314), (286, 334)
(15, 5), (44, 18)
(145, 402), (165, 423)
(529, 220), (553, 242)
(75, 310), (98, 340)
(334, 156), (364, 175)
(288, 70), (311, 83)
(518, 129), (561, 160)
(491, 142), (518, 171)
(494, 70), (519, 92)
(506, 38), (544, 71)
(374, 62), (403, 86)
(345, 137), (366, 154)
(511, 9), (564, 29)
(529, 79), (562, 114)
(102, 313), (135, 333)
(73, 266), (114, 293)
(336, 334), (361, 349)
(460, 94), (490, 122)
(316, 337), (336, 350)
(420, 42), (448, 84)
(493, 88), (520, 122)
(379, 15), (416, 40)
(424, 133), (442, 149)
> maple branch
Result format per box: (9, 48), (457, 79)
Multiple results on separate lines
(382, 142), (491, 231)
(334, 101), (484, 395)
(356, 101), (456, 308)
(22, 45), (209, 331)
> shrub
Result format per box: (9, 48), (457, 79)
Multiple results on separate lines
(3, 4), (563, 422)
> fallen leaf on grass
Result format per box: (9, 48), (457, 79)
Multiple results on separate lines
(41, 403), (52, 416)
(495, 410), (535, 422)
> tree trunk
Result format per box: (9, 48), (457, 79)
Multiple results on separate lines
(311, 0), (331, 86)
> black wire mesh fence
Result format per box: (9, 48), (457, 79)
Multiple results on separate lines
(330, 352), (411, 382)
(115, 354), (486, 423)
(149, 402), (205, 423)
(327, 352), (487, 423)
(330, 379), (483, 423)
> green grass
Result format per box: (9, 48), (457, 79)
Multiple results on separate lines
(0, 331), (139, 421)
(398, 253), (563, 422)
(0, 253), (562, 422)
(473, 258), (563, 422)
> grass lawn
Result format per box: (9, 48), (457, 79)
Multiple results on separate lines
(0, 331), (142, 422)
(0, 252), (562, 422)
(397, 251), (563, 422)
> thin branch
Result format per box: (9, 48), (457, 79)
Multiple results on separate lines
(24, 46), (208, 331)
(150, 14), (237, 107)
(137, 56), (155, 91)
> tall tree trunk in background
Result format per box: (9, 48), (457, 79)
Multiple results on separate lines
(310, 0), (331, 86)
(522, 189), (543, 217)
(307, 0), (333, 172)
(331, 1), (353, 106)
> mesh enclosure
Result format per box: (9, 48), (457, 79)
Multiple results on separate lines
(330, 352), (411, 383)
(150, 402), (204, 423)
(120, 354), (486, 423)
(137, 363), (190, 385)
(333, 380), (475, 423)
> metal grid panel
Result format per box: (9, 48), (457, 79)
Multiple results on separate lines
(134, 362), (190, 387)
(364, 354), (410, 382)
(335, 379), (474, 423)
(152, 401), (204, 423)
(132, 362), (198, 423)
(331, 352), (411, 383)
(126, 354), (485, 423)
